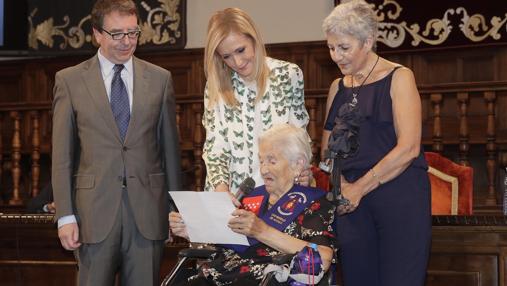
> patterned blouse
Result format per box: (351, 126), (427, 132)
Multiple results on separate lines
(202, 57), (309, 194)
(189, 196), (336, 285)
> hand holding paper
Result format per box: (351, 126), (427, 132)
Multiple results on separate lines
(169, 191), (250, 245)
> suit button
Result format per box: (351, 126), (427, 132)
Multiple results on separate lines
(123, 146), (128, 151)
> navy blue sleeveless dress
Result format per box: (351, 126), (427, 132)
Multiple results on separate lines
(324, 68), (431, 286)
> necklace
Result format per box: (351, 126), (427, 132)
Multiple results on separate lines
(350, 55), (380, 107)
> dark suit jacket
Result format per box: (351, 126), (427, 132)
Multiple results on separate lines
(51, 55), (181, 243)
(26, 183), (53, 213)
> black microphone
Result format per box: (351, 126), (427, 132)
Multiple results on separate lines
(235, 177), (255, 205)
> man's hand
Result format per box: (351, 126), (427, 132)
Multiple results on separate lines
(58, 223), (81, 251)
(46, 202), (56, 214)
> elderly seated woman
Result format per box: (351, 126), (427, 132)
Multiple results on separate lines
(169, 124), (336, 286)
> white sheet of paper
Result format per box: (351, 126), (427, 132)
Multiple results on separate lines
(169, 191), (250, 245)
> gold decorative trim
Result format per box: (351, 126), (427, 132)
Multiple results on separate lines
(456, 7), (507, 42)
(28, 0), (183, 50)
(139, 0), (182, 45)
(428, 166), (459, 215)
(0, 260), (77, 266)
(374, 0), (507, 48)
(0, 213), (55, 224)
(28, 8), (91, 50)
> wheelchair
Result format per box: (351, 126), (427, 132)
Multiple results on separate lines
(160, 246), (334, 286)
(161, 167), (338, 285)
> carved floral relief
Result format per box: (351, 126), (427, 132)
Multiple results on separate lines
(335, 0), (506, 49)
(27, 0), (185, 52)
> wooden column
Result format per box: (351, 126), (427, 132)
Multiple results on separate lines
(0, 114), (3, 199)
(430, 93), (443, 153)
(457, 92), (470, 166)
(31, 111), (41, 197)
(175, 104), (181, 142)
(9, 111), (22, 205)
(192, 103), (205, 192)
(306, 98), (318, 163)
(500, 151), (507, 214)
(484, 91), (497, 206)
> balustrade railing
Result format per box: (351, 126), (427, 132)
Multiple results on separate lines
(0, 103), (51, 208)
(419, 81), (507, 210)
(1, 82), (506, 213)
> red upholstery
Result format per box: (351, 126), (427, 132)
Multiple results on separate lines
(425, 152), (473, 215)
(311, 165), (330, 191)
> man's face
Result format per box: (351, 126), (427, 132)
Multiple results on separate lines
(93, 11), (138, 64)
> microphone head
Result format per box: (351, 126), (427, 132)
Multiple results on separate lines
(239, 177), (255, 194)
(236, 177), (256, 202)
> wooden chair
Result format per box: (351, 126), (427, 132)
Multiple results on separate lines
(425, 152), (473, 215)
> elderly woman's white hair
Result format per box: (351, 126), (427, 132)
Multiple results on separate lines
(322, 0), (377, 47)
(258, 124), (312, 167)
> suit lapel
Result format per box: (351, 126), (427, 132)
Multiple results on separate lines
(81, 56), (122, 143)
(125, 57), (149, 144)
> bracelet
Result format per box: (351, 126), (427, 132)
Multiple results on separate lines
(370, 168), (383, 186)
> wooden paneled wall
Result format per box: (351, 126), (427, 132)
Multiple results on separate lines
(0, 41), (506, 213)
(0, 214), (186, 285)
(3, 214), (507, 286)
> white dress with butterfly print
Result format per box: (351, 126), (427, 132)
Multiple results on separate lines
(202, 57), (309, 194)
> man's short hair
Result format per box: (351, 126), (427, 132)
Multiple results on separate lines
(91, 0), (139, 30)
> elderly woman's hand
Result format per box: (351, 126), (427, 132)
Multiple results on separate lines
(228, 209), (268, 238)
(169, 212), (189, 240)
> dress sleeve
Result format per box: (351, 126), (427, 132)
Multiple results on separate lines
(202, 85), (231, 191)
(297, 198), (336, 248)
(288, 64), (309, 128)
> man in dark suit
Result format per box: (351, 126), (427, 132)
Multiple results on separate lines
(51, 0), (181, 285)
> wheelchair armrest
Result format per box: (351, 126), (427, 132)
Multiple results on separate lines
(161, 247), (218, 286)
(272, 253), (294, 265)
(178, 248), (217, 259)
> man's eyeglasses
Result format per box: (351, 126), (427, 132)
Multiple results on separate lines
(101, 28), (141, 40)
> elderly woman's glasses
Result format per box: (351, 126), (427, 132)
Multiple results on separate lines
(101, 28), (141, 40)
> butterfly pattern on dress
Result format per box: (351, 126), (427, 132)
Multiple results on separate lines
(202, 57), (309, 193)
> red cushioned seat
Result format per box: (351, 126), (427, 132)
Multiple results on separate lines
(425, 152), (473, 215)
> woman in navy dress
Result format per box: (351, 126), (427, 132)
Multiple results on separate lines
(320, 1), (431, 285)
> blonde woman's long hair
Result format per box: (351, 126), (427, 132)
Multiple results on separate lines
(204, 8), (269, 108)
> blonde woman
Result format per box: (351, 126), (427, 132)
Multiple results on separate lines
(202, 8), (310, 196)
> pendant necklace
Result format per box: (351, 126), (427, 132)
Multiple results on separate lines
(350, 55), (380, 107)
